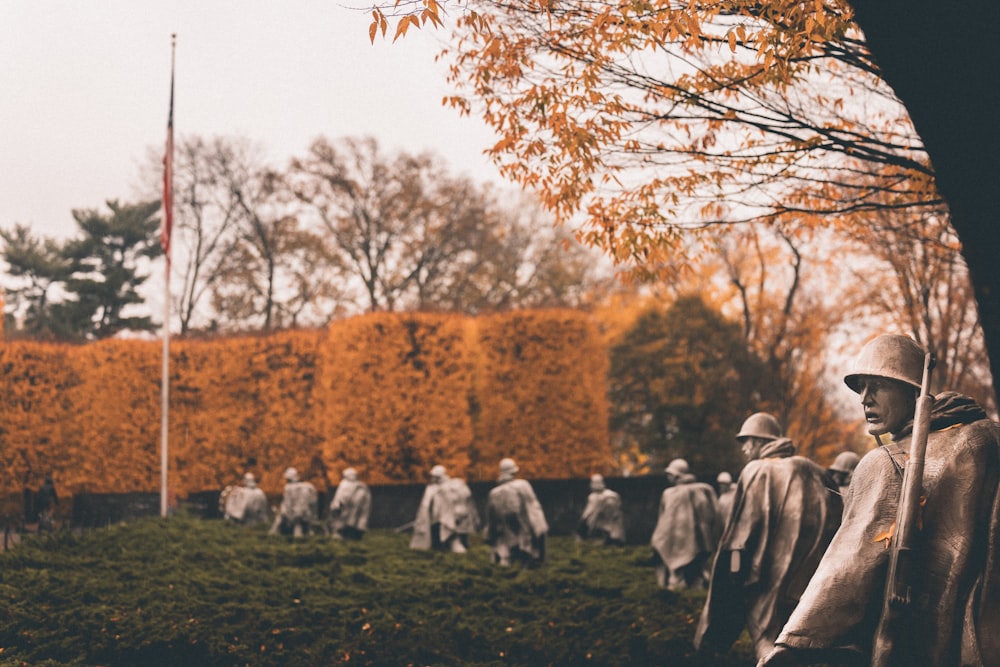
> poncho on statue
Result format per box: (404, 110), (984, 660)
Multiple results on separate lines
(328, 476), (372, 539)
(410, 476), (479, 551)
(578, 487), (626, 545)
(771, 392), (1000, 667)
(694, 437), (842, 660)
(650, 473), (719, 589)
(486, 477), (549, 566)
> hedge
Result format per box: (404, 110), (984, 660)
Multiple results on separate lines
(0, 310), (610, 497)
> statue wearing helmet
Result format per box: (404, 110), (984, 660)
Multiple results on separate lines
(577, 474), (626, 546)
(650, 458), (720, 590)
(763, 334), (1000, 666)
(222, 472), (269, 525)
(270, 466), (318, 537)
(328, 467), (372, 541)
(485, 458), (548, 566)
(827, 451), (861, 495)
(695, 412), (843, 660)
(410, 464), (479, 553)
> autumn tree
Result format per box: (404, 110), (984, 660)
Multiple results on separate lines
(424, 189), (607, 313)
(205, 139), (342, 331)
(143, 136), (246, 334)
(845, 209), (995, 414)
(845, 0), (1000, 402)
(143, 135), (349, 334)
(288, 135), (607, 314)
(607, 294), (770, 474)
(702, 225), (865, 460)
(371, 0), (1000, 404)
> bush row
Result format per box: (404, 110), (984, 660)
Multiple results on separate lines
(0, 309), (610, 497)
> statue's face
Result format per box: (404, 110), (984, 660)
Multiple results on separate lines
(855, 375), (917, 437)
(740, 437), (766, 461)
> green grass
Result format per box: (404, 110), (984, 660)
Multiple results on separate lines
(0, 515), (754, 666)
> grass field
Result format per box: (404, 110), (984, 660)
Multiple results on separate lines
(0, 515), (754, 666)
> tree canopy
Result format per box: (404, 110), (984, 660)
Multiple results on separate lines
(2, 200), (162, 341)
(371, 0), (999, 405)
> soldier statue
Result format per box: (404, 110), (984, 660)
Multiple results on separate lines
(826, 450), (861, 496)
(576, 474), (626, 546)
(223, 472), (269, 525)
(328, 467), (372, 540)
(270, 467), (318, 537)
(410, 464), (479, 553)
(761, 334), (1000, 667)
(485, 458), (548, 566)
(650, 458), (719, 590)
(695, 413), (842, 661)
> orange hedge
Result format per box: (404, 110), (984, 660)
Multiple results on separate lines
(470, 310), (611, 480)
(317, 313), (476, 486)
(0, 311), (611, 498)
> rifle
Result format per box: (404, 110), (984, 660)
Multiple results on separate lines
(871, 352), (934, 667)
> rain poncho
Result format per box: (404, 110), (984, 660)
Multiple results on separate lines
(223, 485), (269, 525)
(272, 480), (318, 536)
(410, 476), (479, 550)
(485, 478), (549, 565)
(578, 488), (626, 544)
(694, 437), (842, 659)
(771, 393), (1000, 667)
(650, 473), (719, 587)
(328, 478), (372, 538)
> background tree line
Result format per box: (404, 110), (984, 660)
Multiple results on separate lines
(1, 135), (607, 341)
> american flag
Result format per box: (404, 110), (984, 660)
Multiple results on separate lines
(161, 41), (175, 260)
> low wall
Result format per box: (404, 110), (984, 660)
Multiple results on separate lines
(67, 475), (693, 546)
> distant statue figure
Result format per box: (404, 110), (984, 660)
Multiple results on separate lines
(650, 458), (719, 590)
(826, 450), (861, 496)
(223, 473), (269, 525)
(715, 471), (736, 526)
(485, 458), (549, 567)
(411, 464), (479, 553)
(270, 467), (318, 537)
(576, 474), (625, 546)
(328, 467), (372, 541)
(36, 475), (59, 533)
(694, 412), (842, 661)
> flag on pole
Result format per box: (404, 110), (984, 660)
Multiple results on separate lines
(161, 45), (175, 260)
(160, 34), (176, 519)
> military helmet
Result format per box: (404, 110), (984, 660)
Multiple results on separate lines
(736, 412), (782, 441)
(283, 467), (299, 482)
(664, 458), (690, 477)
(829, 451), (861, 473)
(430, 464), (447, 479)
(716, 471), (733, 484)
(342, 467), (358, 482)
(499, 458), (519, 475)
(844, 334), (924, 393)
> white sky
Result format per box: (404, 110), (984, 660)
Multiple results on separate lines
(0, 0), (503, 240)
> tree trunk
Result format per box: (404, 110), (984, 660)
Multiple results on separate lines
(848, 0), (1000, 407)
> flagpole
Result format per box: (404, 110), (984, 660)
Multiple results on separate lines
(161, 33), (176, 518)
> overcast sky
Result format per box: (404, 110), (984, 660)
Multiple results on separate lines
(0, 1), (503, 241)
